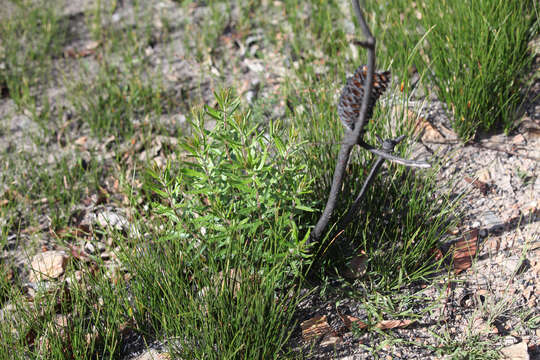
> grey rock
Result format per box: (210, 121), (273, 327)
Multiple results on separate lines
(96, 210), (129, 231)
(96, 242), (106, 253)
(503, 335), (519, 347)
(482, 211), (504, 232)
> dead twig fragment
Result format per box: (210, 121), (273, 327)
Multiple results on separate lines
(309, 0), (431, 245)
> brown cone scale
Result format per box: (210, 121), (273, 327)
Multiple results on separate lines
(338, 65), (390, 131)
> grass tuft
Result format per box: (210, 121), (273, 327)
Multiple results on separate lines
(366, 0), (537, 140)
(0, 0), (66, 110)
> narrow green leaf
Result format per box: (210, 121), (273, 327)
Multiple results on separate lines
(295, 204), (316, 212)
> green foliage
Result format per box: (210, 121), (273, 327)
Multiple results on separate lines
(180, 0), (232, 61)
(4, 152), (103, 230)
(0, 0), (66, 110)
(276, 2), (455, 290)
(69, 63), (165, 138)
(0, 265), (128, 359)
(367, 0), (537, 140)
(420, 0), (535, 139)
(174, 90), (313, 258)
(289, 76), (453, 291)
(122, 90), (313, 358)
(1, 0), (535, 358)
(428, 331), (501, 359)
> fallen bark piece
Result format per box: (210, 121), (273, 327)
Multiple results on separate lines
(338, 313), (368, 330)
(301, 315), (332, 340)
(375, 319), (414, 329)
(453, 229), (478, 274)
(64, 41), (100, 58)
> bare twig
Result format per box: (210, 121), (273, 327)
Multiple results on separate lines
(473, 143), (540, 162)
(358, 140), (431, 168)
(310, 141), (353, 243)
(350, 0), (376, 144)
(338, 136), (404, 231)
(309, 0), (431, 245)
(310, 0), (375, 243)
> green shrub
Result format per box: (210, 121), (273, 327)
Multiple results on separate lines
(124, 90), (314, 358)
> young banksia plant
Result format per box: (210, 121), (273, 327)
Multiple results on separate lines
(338, 65), (390, 131)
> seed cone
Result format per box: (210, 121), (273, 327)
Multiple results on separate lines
(338, 65), (390, 131)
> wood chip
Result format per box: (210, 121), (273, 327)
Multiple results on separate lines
(337, 313), (367, 330)
(301, 315), (332, 340)
(375, 320), (414, 329)
(64, 41), (100, 59)
(432, 248), (444, 260)
(68, 243), (89, 261)
(74, 136), (88, 147)
(453, 229), (478, 274)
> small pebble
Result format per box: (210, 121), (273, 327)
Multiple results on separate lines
(84, 242), (96, 254)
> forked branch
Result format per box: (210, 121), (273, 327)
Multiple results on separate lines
(308, 0), (430, 245)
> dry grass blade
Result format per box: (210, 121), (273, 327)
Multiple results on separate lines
(338, 312), (414, 331)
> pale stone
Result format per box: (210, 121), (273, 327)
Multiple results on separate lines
(482, 211), (504, 232)
(84, 242), (96, 254)
(96, 210), (128, 231)
(320, 334), (342, 347)
(476, 168), (491, 183)
(511, 134), (526, 144)
(29, 251), (67, 282)
(472, 317), (498, 335)
(131, 349), (171, 360)
(420, 121), (445, 142)
(500, 342), (529, 360)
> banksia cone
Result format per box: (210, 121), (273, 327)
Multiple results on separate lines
(338, 65), (390, 131)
